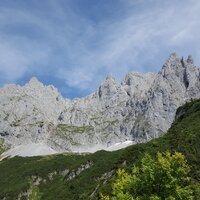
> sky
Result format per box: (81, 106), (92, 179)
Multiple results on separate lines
(0, 0), (200, 98)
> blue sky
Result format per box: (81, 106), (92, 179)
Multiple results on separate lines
(0, 0), (200, 98)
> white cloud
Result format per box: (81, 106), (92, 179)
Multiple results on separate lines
(0, 39), (50, 81)
(0, 0), (200, 95)
(57, 68), (94, 90)
(57, 0), (200, 89)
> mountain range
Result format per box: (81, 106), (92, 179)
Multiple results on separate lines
(0, 53), (200, 157)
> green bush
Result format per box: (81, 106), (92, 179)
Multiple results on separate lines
(101, 152), (194, 200)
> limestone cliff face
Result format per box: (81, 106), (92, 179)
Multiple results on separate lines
(0, 53), (200, 153)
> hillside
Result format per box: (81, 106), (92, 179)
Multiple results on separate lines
(0, 99), (200, 199)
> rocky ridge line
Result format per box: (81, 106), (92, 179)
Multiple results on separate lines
(0, 53), (200, 156)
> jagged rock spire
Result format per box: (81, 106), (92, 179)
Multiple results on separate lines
(27, 77), (43, 88)
(164, 53), (180, 65)
(169, 52), (178, 59)
(187, 55), (194, 64)
(105, 73), (115, 81)
(29, 76), (40, 83)
(160, 53), (182, 76)
(98, 74), (118, 99)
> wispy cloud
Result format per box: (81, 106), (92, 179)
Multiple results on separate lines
(0, 0), (200, 97)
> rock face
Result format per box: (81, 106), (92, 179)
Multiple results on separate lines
(0, 53), (200, 155)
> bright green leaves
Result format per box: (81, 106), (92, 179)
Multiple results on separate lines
(101, 151), (194, 200)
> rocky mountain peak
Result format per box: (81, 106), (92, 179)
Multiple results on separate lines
(169, 52), (178, 59)
(160, 53), (186, 79)
(27, 77), (43, 88)
(162, 53), (181, 68)
(103, 74), (118, 86)
(187, 55), (194, 64)
(98, 74), (120, 98)
(105, 73), (115, 81)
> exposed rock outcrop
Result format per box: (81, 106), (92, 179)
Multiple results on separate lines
(0, 53), (200, 156)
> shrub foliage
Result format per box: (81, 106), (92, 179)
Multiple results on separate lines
(101, 151), (193, 200)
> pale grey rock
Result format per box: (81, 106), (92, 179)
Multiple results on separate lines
(66, 161), (93, 180)
(0, 53), (200, 156)
(187, 55), (194, 64)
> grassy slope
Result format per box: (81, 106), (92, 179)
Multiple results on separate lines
(0, 138), (5, 155)
(0, 99), (200, 200)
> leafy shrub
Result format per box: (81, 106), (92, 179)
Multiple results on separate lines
(101, 151), (194, 200)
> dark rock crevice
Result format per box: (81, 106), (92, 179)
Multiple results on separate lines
(183, 69), (189, 89)
(181, 58), (189, 89)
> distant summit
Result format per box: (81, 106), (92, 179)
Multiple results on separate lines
(26, 77), (44, 88)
